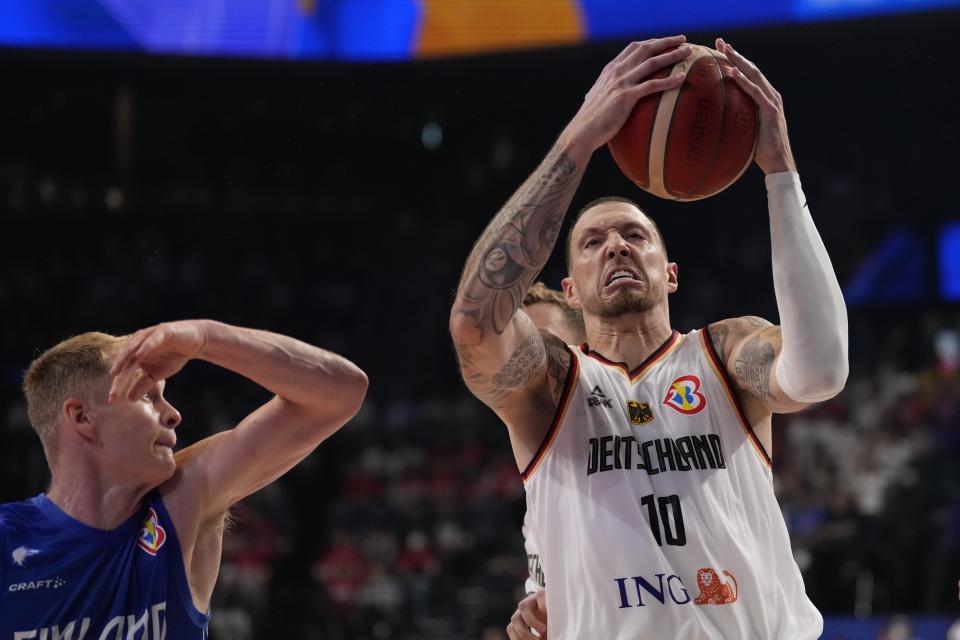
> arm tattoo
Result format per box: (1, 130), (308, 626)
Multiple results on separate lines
(544, 338), (572, 405)
(492, 331), (547, 388)
(709, 324), (729, 359)
(734, 328), (780, 403)
(453, 146), (582, 342)
(744, 316), (773, 329)
(455, 331), (569, 410)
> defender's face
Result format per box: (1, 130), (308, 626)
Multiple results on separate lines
(93, 379), (181, 485)
(524, 302), (583, 346)
(564, 203), (677, 319)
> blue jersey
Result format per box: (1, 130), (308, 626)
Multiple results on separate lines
(0, 490), (209, 639)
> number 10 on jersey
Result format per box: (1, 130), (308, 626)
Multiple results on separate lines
(640, 493), (686, 546)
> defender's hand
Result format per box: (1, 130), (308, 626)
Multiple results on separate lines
(715, 38), (796, 175)
(507, 589), (548, 640)
(108, 320), (210, 402)
(561, 36), (691, 155)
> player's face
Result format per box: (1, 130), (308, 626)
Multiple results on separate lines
(93, 379), (181, 485)
(524, 302), (583, 345)
(564, 203), (677, 319)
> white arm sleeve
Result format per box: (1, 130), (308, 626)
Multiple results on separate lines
(767, 171), (849, 403)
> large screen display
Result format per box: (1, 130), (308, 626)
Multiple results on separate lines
(1, 0), (957, 61)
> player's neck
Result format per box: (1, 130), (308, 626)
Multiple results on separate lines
(47, 467), (152, 531)
(584, 310), (673, 369)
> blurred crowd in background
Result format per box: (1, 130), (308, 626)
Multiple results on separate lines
(1, 8), (958, 639)
(0, 222), (956, 639)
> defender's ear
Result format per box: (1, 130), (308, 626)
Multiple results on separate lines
(63, 398), (96, 443)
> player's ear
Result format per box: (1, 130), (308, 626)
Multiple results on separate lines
(561, 277), (581, 309)
(666, 262), (679, 294)
(63, 398), (96, 442)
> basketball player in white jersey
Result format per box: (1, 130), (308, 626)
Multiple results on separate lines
(451, 36), (847, 639)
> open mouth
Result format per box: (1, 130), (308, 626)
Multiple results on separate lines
(604, 268), (642, 289)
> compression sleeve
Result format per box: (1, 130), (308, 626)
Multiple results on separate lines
(767, 171), (849, 403)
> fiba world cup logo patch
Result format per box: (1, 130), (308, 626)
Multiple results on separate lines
(137, 507), (167, 556)
(663, 375), (707, 415)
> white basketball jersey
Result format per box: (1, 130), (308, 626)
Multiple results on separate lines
(522, 509), (545, 594)
(523, 328), (822, 640)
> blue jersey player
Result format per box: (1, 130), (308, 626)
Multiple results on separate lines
(1, 320), (368, 639)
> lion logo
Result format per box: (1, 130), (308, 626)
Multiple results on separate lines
(693, 568), (738, 605)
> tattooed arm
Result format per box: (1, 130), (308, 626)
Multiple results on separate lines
(708, 317), (807, 417)
(450, 37), (692, 469)
(450, 143), (585, 468)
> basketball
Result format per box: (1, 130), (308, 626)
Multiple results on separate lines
(608, 44), (758, 202)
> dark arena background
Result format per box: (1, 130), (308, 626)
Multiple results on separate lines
(1, 2), (959, 638)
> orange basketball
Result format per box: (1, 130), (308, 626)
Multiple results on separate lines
(608, 44), (758, 202)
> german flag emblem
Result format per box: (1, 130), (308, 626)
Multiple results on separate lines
(627, 400), (654, 426)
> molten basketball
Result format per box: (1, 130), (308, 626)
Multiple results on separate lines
(608, 44), (757, 202)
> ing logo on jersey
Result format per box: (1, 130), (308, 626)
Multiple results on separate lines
(137, 507), (167, 556)
(693, 568), (738, 605)
(663, 375), (707, 415)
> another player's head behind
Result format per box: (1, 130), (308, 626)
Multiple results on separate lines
(23, 332), (181, 485)
(563, 196), (677, 323)
(523, 282), (586, 346)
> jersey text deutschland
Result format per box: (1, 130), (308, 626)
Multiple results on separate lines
(587, 434), (726, 476)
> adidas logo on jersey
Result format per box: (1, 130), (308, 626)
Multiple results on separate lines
(588, 385), (613, 408)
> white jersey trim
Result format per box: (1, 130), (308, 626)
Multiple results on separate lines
(699, 325), (773, 468)
(577, 330), (684, 385)
(521, 345), (580, 484)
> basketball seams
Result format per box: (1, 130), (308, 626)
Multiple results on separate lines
(658, 70), (684, 200)
(647, 87), (674, 197)
(609, 44), (757, 202)
(649, 47), (711, 199)
(644, 90), (664, 189)
(679, 52), (727, 201)
(704, 88), (758, 195)
(699, 53), (757, 197)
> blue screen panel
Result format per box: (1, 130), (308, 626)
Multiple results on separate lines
(580, 1), (794, 40)
(0, 0), (137, 50)
(844, 229), (929, 305)
(96, 0), (418, 60)
(0, 0), (958, 61)
(0, 0), (419, 60)
(939, 222), (960, 301)
(823, 615), (955, 638)
(792, 0), (960, 21)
